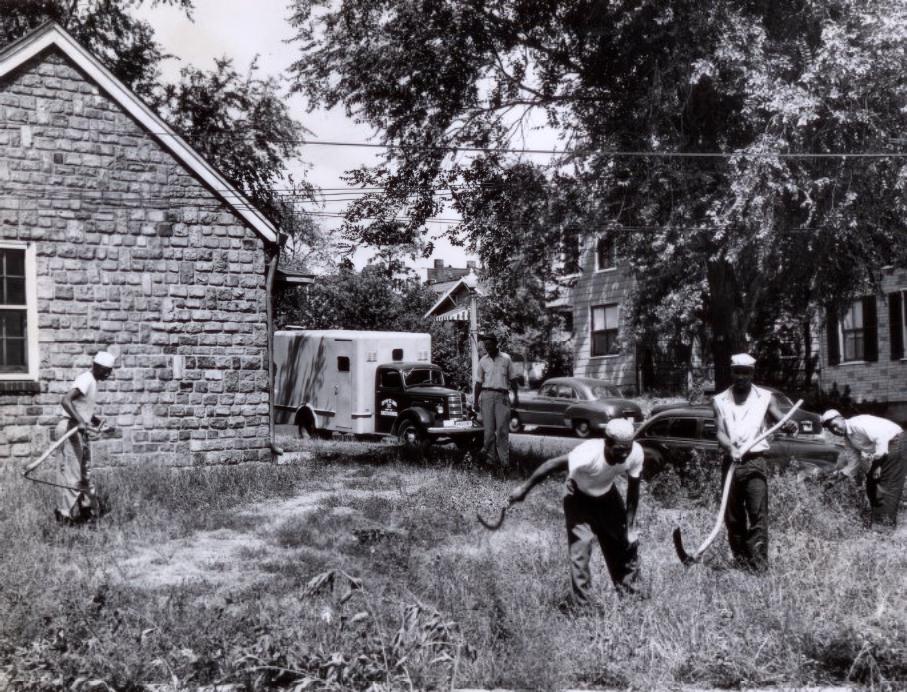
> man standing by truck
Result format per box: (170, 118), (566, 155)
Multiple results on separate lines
(474, 333), (520, 467)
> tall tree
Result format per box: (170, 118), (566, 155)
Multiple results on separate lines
(289, 0), (907, 388)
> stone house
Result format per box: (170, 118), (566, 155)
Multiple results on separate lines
(819, 267), (907, 423)
(0, 23), (282, 467)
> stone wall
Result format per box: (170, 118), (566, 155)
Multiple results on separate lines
(0, 49), (272, 466)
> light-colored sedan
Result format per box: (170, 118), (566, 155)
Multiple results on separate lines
(509, 377), (644, 438)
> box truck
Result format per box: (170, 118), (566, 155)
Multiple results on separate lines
(274, 330), (482, 452)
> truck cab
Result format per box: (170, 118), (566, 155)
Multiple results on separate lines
(374, 362), (477, 447)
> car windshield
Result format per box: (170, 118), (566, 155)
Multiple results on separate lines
(403, 368), (445, 387)
(589, 384), (624, 399)
(772, 392), (794, 409)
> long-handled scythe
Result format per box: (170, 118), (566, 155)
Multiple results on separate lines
(477, 498), (514, 531)
(672, 400), (803, 566)
(23, 424), (111, 518)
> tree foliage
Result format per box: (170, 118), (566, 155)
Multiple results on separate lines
(290, 0), (907, 387)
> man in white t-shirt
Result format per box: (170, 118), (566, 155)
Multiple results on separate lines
(713, 353), (797, 571)
(54, 350), (115, 524)
(821, 409), (905, 527)
(508, 418), (643, 605)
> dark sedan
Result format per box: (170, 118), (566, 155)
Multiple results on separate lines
(649, 386), (823, 437)
(636, 406), (841, 478)
(510, 377), (644, 438)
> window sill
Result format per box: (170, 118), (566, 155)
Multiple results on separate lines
(590, 354), (622, 360)
(594, 266), (618, 274)
(0, 380), (41, 394)
(834, 360), (868, 367)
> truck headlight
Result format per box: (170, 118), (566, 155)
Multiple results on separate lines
(435, 403), (445, 416)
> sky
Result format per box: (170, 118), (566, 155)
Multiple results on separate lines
(136, 0), (478, 278)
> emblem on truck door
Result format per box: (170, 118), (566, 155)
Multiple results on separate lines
(380, 398), (398, 416)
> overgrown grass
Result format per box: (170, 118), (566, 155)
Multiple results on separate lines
(2, 437), (906, 690)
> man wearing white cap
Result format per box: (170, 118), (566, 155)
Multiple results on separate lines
(713, 353), (797, 571)
(54, 351), (115, 524)
(820, 409), (905, 527)
(507, 418), (643, 604)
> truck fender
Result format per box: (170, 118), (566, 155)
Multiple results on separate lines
(294, 404), (318, 431)
(393, 407), (433, 435)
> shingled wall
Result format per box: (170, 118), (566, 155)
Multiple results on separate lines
(0, 49), (273, 467)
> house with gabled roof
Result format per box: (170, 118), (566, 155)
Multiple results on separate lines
(0, 22), (285, 466)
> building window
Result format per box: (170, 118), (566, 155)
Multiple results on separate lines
(840, 301), (865, 362)
(591, 303), (620, 357)
(890, 289), (906, 361)
(561, 228), (581, 275)
(596, 234), (616, 271)
(0, 243), (38, 380)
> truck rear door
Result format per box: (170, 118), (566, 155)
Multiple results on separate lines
(332, 339), (352, 429)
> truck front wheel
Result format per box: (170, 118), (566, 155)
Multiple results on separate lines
(397, 419), (430, 457)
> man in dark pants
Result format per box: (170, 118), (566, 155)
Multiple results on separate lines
(713, 353), (797, 571)
(507, 418), (642, 605)
(474, 333), (520, 467)
(821, 410), (905, 528)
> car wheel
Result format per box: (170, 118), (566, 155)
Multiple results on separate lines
(573, 419), (592, 438)
(397, 419), (430, 457)
(509, 413), (524, 434)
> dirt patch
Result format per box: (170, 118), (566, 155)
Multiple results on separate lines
(113, 468), (428, 590)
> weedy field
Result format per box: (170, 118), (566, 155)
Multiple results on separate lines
(1, 437), (906, 691)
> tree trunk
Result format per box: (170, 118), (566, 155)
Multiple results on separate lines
(707, 259), (748, 391)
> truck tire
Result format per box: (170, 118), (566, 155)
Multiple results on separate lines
(573, 419), (592, 438)
(297, 410), (317, 439)
(397, 419), (430, 457)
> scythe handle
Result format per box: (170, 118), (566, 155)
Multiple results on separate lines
(23, 425), (81, 475)
(692, 400), (803, 560)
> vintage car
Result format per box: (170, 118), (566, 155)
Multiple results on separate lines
(635, 406), (841, 479)
(509, 376), (644, 437)
(649, 386), (823, 437)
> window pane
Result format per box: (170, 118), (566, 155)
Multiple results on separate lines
(2, 249), (25, 277)
(842, 301), (863, 330)
(4, 277), (25, 305)
(0, 309), (27, 372)
(592, 306), (604, 330)
(337, 356), (350, 372)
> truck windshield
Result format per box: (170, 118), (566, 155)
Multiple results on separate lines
(403, 368), (445, 386)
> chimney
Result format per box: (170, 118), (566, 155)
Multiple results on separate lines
(434, 259), (445, 268)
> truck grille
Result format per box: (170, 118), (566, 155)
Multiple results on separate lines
(448, 394), (466, 419)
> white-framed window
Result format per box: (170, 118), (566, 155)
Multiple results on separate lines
(839, 300), (865, 362)
(595, 234), (617, 271)
(0, 242), (39, 380)
(899, 289), (906, 356)
(591, 303), (620, 357)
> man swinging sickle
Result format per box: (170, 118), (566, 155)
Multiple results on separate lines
(507, 418), (643, 606)
(54, 350), (115, 524)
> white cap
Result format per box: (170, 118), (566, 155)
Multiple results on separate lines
(604, 418), (635, 443)
(93, 351), (116, 368)
(820, 409), (843, 425)
(730, 353), (756, 368)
